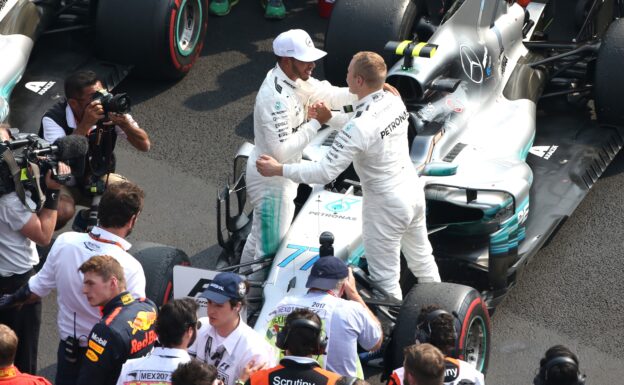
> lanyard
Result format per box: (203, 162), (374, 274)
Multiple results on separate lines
(89, 232), (125, 250)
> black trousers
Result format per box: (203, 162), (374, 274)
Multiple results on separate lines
(0, 269), (41, 374)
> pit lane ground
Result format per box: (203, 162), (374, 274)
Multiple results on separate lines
(23, 1), (624, 384)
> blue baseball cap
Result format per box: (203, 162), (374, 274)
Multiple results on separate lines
(306, 256), (349, 290)
(200, 272), (246, 304)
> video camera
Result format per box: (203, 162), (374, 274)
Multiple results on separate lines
(0, 131), (88, 197)
(92, 89), (131, 117)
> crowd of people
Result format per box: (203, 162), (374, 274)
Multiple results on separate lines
(0, 24), (587, 385)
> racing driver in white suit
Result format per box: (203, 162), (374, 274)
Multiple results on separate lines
(241, 29), (358, 278)
(256, 51), (441, 301)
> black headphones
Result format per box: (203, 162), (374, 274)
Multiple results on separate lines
(275, 318), (328, 355)
(533, 356), (586, 385)
(414, 309), (462, 356)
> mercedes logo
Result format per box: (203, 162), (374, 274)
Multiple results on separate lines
(460, 45), (483, 84)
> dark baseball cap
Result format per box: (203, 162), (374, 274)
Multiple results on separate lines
(200, 272), (246, 304)
(306, 256), (349, 290)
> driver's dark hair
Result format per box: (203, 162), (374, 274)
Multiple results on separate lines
(283, 308), (322, 356)
(417, 304), (456, 355)
(155, 298), (198, 347)
(171, 359), (217, 385)
(98, 181), (144, 228)
(65, 70), (100, 100)
(539, 345), (580, 385)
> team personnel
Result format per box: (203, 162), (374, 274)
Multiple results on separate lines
(39, 70), (150, 228)
(76, 255), (157, 385)
(171, 359), (218, 385)
(242, 29), (357, 284)
(116, 298), (199, 385)
(264, 256), (382, 377)
(387, 305), (485, 385)
(400, 344), (446, 385)
(256, 51), (440, 300)
(533, 345), (586, 385)
(0, 125), (69, 373)
(247, 308), (342, 385)
(188, 272), (275, 385)
(0, 181), (146, 385)
(0, 325), (51, 385)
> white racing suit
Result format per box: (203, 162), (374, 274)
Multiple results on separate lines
(242, 64), (356, 276)
(283, 90), (440, 300)
(389, 358), (485, 385)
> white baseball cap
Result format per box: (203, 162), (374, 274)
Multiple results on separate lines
(273, 29), (327, 62)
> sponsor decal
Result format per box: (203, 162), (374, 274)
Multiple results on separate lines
(272, 376), (316, 385)
(138, 371), (171, 381)
(529, 145), (558, 160)
(238, 282), (246, 297)
(88, 339), (105, 354)
(86, 349), (99, 362)
(324, 197), (360, 213)
(90, 332), (108, 347)
(127, 311), (157, 335)
(209, 282), (225, 291)
(121, 293), (134, 305)
(517, 205), (529, 225)
(25, 81), (56, 95)
(460, 44), (484, 84)
(308, 211), (357, 221)
(275, 101), (282, 110)
(130, 329), (157, 354)
(444, 366), (458, 381)
(187, 278), (212, 297)
(380, 110), (409, 139)
(445, 98), (464, 113)
(0, 366), (17, 378)
(83, 241), (100, 251)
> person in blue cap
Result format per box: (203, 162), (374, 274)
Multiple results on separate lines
(262, 256), (382, 378)
(188, 272), (276, 385)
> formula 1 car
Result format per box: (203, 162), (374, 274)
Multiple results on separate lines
(1, 0), (208, 129)
(140, 0), (624, 377)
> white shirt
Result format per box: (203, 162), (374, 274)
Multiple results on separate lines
(264, 291), (382, 377)
(390, 358), (485, 385)
(28, 226), (146, 341)
(116, 347), (191, 385)
(188, 316), (276, 385)
(0, 192), (37, 276)
(41, 104), (129, 143)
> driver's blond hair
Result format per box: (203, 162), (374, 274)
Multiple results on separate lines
(351, 51), (387, 89)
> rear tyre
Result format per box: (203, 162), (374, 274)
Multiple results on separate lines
(389, 282), (491, 374)
(130, 241), (191, 307)
(324, 0), (423, 86)
(95, 0), (208, 79)
(595, 18), (624, 126)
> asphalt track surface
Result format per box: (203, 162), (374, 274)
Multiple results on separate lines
(22, 1), (624, 384)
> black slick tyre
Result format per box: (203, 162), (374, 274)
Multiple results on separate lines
(95, 0), (208, 79)
(389, 282), (491, 374)
(594, 18), (624, 127)
(129, 241), (191, 307)
(323, 0), (423, 86)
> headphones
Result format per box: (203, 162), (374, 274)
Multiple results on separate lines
(275, 318), (328, 355)
(414, 309), (462, 356)
(533, 356), (586, 385)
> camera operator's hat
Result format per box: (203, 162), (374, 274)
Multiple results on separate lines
(306, 256), (349, 290)
(200, 272), (246, 304)
(273, 29), (327, 62)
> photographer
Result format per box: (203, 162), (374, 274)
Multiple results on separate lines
(0, 124), (70, 374)
(40, 70), (150, 229)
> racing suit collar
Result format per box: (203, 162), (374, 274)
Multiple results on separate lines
(355, 89), (385, 111)
(152, 347), (191, 359)
(273, 64), (299, 91)
(102, 291), (134, 315)
(90, 226), (132, 251)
